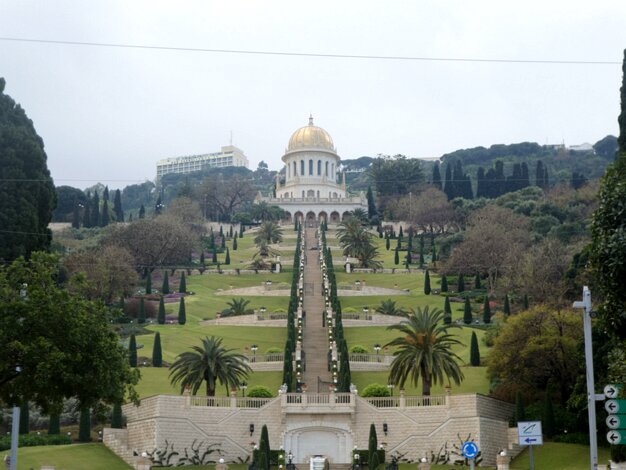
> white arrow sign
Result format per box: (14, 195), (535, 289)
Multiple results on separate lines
(605, 384), (621, 399)
(606, 400), (621, 414)
(607, 415), (623, 430)
(608, 430), (623, 444)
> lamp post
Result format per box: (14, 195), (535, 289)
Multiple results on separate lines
(241, 382), (248, 397)
(387, 383), (395, 397)
(374, 344), (381, 363)
(251, 344), (258, 363)
(363, 306), (369, 320)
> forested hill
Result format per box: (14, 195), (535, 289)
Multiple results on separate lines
(438, 135), (617, 184)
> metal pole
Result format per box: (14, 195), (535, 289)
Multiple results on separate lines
(573, 286), (598, 470)
(529, 446), (535, 470)
(10, 405), (19, 470)
(469, 459), (475, 470)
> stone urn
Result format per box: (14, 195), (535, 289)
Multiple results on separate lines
(610, 461), (626, 470)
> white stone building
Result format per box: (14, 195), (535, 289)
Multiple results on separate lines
(156, 145), (249, 179)
(256, 117), (367, 223)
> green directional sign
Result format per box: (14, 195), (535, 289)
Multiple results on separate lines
(606, 414), (626, 430)
(605, 384), (624, 399)
(607, 430), (626, 445)
(606, 400), (626, 415)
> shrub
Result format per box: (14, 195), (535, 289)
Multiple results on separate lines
(247, 385), (273, 398)
(350, 345), (369, 354)
(361, 383), (391, 397)
(266, 347), (283, 354)
(0, 433), (71, 451)
(125, 297), (156, 319)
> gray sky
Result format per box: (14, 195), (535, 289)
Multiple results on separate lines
(1, 1), (625, 189)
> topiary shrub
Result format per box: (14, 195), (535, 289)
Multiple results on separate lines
(361, 383), (391, 397)
(247, 385), (273, 398)
(266, 347), (283, 354)
(350, 345), (368, 354)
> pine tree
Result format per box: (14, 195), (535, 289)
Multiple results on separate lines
(394, 247), (399, 265)
(463, 297), (472, 324)
(504, 294), (511, 316)
(19, 401), (29, 434)
(138, 298), (146, 324)
(139, 204), (145, 219)
(100, 199), (110, 227)
(543, 392), (555, 438)
(48, 413), (60, 434)
(444, 296), (452, 324)
(158, 297), (166, 324)
(515, 391), (526, 422)
(385, 235), (390, 251)
(470, 331), (480, 366)
(152, 332), (162, 367)
(178, 271), (187, 294)
(111, 402), (123, 429)
(146, 272), (152, 294)
(225, 247), (231, 265)
(368, 424), (378, 470)
(482, 296), (491, 324)
(432, 161), (442, 190)
(523, 294), (529, 310)
(474, 272), (481, 290)
(441, 275), (448, 292)
(424, 269), (431, 295)
(458, 273), (465, 292)
(162, 271), (170, 294)
(78, 405), (91, 442)
(178, 297), (186, 325)
(113, 189), (124, 222)
(129, 334), (137, 367)
(233, 236), (238, 250)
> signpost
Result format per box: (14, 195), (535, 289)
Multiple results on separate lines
(605, 392), (626, 445)
(518, 421), (543, 470)
(461, 442), (479, 470)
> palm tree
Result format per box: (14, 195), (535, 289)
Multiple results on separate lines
(350, 208), (369, 223)
(227, 298), (251, 316)
(169, 336), (251, 396)
(356, 243), (383, 269)
(384, 306), (464, 396)
(253, 240), (280, 258)
(254, 221), (283, 245)
(375, 299), (407, 317)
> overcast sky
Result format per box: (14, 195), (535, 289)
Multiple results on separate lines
(1, 1), (625, 189)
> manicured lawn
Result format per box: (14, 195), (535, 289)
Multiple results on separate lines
(510, 442), (611, 469)
(134, 368), (284, 399)
(1, 443), (132, 470)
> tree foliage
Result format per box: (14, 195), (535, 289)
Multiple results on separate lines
(0, 78), (56, 261)
(369, 154), (424, 198)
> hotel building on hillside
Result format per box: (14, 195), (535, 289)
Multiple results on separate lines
(156, 145), (249, 179)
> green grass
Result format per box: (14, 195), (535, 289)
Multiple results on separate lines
(1, 443), (132, 470)
(509, 442), (611, 469)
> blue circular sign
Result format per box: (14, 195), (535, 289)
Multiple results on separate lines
(462, 441), (479, 459)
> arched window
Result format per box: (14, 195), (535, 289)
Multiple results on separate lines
(293, 161), (297, 176)
(307, 190), (315, 197)
(309, 159), (313, 175)
(317, 160), (321, 175)
(300, 160), (305, 176)
(302, 190), (305, 198)
(331, 164), (335, 178)
(317, 190), (320, 198)
(325, 161), (329, 176)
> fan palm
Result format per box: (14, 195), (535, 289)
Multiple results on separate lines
(337, 217), (374, 258)
(356, 243), (383, 269)
(169, 336), (251, 396)
(227, 298), (251, 316)
(375, 299), (407, 317)
(254, 221), (283, 245)
(384, 306), (464, 396)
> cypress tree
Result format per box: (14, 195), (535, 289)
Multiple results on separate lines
(103, 185), (109, 201)
(259, 425), (270, 470)
(482, 296), (491, 324)
(394, 247), (399, 265)
(470, 331), (480, 366)
(458, 273), (465, 292)
(212, 248), (217, 263)
(158, 297), (166, 324)
(179, 271), (187, 293)
(543, 392), (556, 438)
(240, 224), (244, 237)
(225, 247), (231, 265)
(129, 334), (137, 367)
(113, 189), (124, 222)
(72, 200), (80, 229)
(19, 401), (29, 434)
(100, 199), (110, 227)
(78, 405), (91, 442)
(396, 236), (401, 249)
(444, 163), (454, 200)
(219, 225), (224, 237)
(221, 235), (226, 249)
(139, 204), (145, 219)
(399, 226), (403, 238)
(523, 293), (529, 310)
(385, 235), (390, 251)
(432, 161), (442, 190)
(138, 298), (146, 324)
(444, 296), (452, 324)
(91, 191), (100, 227)
(515, 391), (526, 422)
(209, 232), (215, 248)
(82, 198), (91, 228)
(368, 423), (378, 470)
(48, 412), (60, 434)
(153, 332), (162, 367)
(441, 274), (448, 292)
(474, 272), (481, 289)
(503, 294), (511, 316)
(283, 340), (294, 392)
(424, 269), (431, 295)
(366, 186), (377, 220)
(370, 450), (380, 470)
(111, 402), (123, 429)
(178, 297), (186, 325)
(419, 242), (425, 267)
(431, 243), (437, 263)
(146, 272), (152, 294)
(233, 236), (238, 250)
(162, 271), (170, 294)
(463, 297), (472, 324)
(229, 225), (233, 237)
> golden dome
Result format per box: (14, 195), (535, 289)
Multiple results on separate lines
(287, 116), (335, 152)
